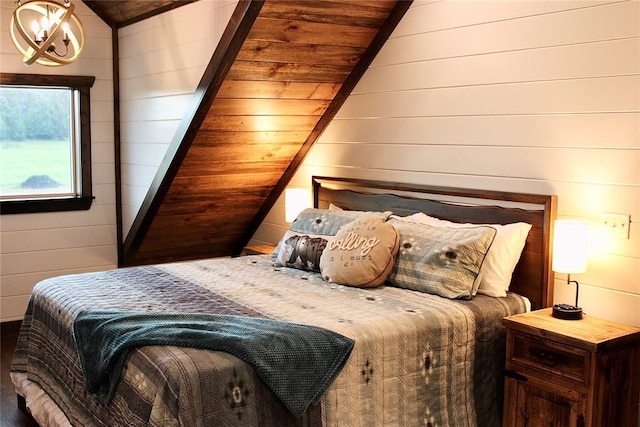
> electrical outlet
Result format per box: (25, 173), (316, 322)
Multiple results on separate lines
(600, 213), (630, 239)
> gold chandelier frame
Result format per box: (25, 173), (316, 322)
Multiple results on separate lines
(10, 0), (85, 66)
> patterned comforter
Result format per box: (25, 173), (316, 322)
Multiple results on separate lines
(11, 255), (527, 426)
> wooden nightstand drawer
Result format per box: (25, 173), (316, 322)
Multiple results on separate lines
(507, 330), (590, 389)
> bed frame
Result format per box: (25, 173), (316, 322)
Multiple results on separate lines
(13, 176), (557, 426)
(312, 176), (557, 310)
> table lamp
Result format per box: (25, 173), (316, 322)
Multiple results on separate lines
(552, 219), (589, 320)
(285, 188), (311, 223)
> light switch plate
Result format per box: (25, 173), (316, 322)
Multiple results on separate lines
(600, 213), (630, 239)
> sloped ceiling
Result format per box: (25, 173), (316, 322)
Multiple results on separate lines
(88, 0), (412, 266)
(83, 0), (198, 27)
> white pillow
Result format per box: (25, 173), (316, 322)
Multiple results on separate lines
(391, 213), (531, 297)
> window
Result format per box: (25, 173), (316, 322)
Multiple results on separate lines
(0, 73), (95, 214)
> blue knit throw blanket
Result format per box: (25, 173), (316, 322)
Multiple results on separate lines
(72, 311), (354, 417)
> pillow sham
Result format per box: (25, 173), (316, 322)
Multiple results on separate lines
(320, 217), (399, 288)
(274, 230), (327, 272)
(392, 213), (531, 297)
(387, 219), (496, 299)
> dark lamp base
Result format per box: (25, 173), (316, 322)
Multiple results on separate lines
(552, 304), (583, 320)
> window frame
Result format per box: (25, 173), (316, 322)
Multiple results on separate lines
(0, 73), (96, 215)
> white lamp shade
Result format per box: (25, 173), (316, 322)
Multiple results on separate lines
(552, 220), (589, 274)
(285, 188), (311, 223)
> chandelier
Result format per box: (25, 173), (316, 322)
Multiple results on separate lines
(10, 0), (85, 66)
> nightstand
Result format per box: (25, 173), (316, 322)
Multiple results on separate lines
(502, 308), (640, 427)
(242, 244), (276, 256)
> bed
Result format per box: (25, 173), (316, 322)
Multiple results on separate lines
(11, 176), (557, 426)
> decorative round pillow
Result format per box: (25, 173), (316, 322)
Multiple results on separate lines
(319, 217), (399, 288)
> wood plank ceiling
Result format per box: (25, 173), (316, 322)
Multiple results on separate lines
(83, 0), (198, 27)
(85, 0), (412, 266)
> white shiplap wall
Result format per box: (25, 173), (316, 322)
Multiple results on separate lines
(0, 1), (116, 321)
(252, 0), (640, 326)
(119, 0), (237, 238)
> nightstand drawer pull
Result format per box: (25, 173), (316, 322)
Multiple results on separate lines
(529, 346), (569, 368)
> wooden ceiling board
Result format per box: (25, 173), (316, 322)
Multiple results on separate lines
(217, 80), (342, 100)
(259, 1), (396, 27)
(248, 17), (379, 47)
(122, 0), (413, 266)
(161, 181), (275, 201)
(182, 144), (304, 165)
(83, 0), (197, 27)
(191, 130), (311, 145)
(236, 40), (365, 66)
(173, 160), (296, 178)
(208, 98), (331, 116)
(199, 115), (320, 132)
(226, 61), (353, 83)
(157, 192), (275, 216)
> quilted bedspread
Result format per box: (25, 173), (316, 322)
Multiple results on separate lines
(12, 255), (527, 426)
(73, 310), (354, 416)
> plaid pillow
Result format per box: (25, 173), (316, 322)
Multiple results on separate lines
(387, 220), (496, 299)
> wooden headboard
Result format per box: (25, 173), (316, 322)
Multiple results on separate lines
(312, 176), (557, 310)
